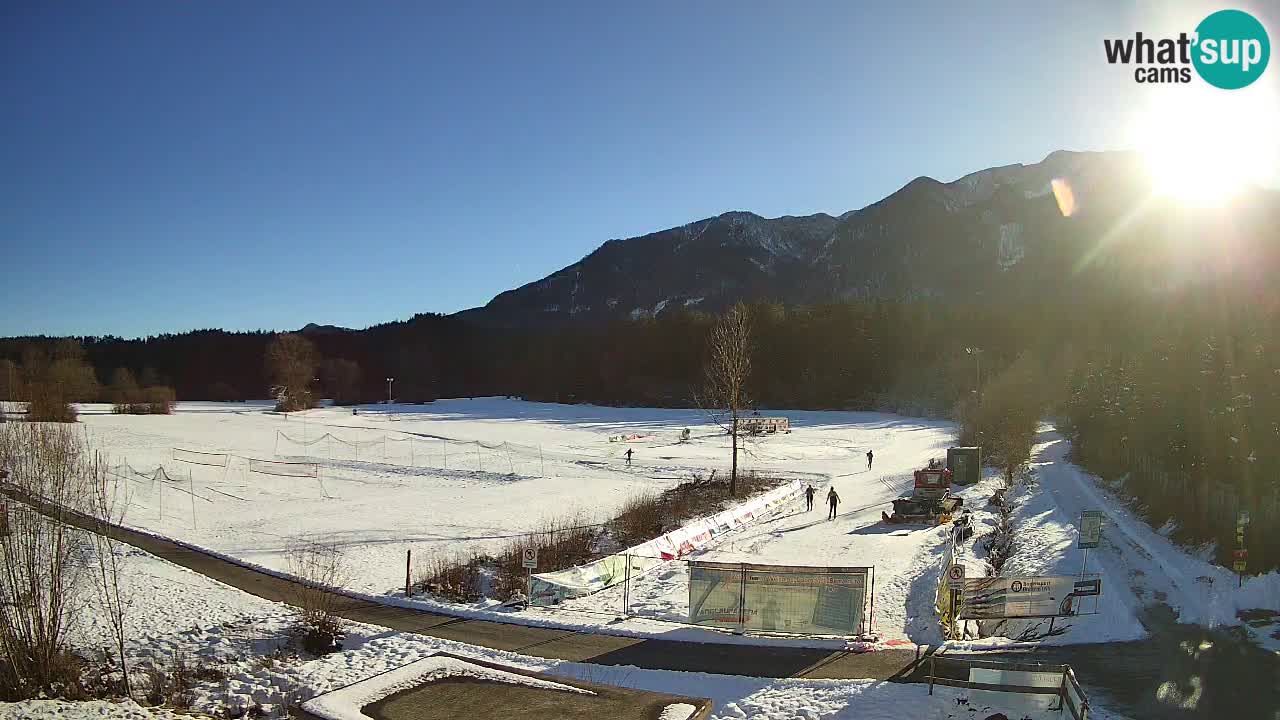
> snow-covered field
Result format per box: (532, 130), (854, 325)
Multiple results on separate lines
(72, 399), (1278, 651)
(79, 399), (939, 600)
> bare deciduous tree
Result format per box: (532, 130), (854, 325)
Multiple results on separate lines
(698, 303), (752, 496)
(266, 334), (320, 412)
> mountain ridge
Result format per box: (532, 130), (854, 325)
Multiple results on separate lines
(460, 149), (1158, 326)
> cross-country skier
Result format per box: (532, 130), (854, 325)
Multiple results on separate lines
(625, 448), (633, 466)
(827, 486), (841, 520)
(805, 484), (817, 511)
(866, 449), (874, 470)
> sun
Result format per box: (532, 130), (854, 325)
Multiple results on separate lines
(1133, 86), (1279, 207)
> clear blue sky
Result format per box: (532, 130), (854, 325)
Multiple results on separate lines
(1, 1), (1267, 337)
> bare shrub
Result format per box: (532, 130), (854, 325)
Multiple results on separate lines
(20, 343), (99, 423)
(982, 501), (1017, 575)
(417, 552), (486, 603)
(420, 473), (787, 603)
(285, 541), (347, 655)
(141, 386), (175, 415)
(135, 651), (224, 708)
(613, 492), (662, 546)
(109, 368), (175, 415)
(418, 514), (598, 602)
(610, 470), (777, 547)
(493, 514), (597, 599)
(0, 422), (97, 699)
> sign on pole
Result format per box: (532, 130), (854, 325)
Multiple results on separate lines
(959, 576), (1091, 619)
(1238, 510), (1251, 526)
(1073, 579), (1102, 597)
(521, 548), (538, 570)
(947, 564), (966, 588)
(1078, 510), (1104, 549)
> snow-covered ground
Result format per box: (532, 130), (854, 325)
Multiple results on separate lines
(79, 399), (941, 600)
(67, 543), (296, 669)
(2, 540), (1132, 720)
(1024, 426), (1279, 648)
(71, 399), (1278, 652)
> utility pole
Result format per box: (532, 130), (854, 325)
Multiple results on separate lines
(386, 377), (394, 405)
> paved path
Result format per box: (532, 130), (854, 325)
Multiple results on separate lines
(5, 484), (1278, 719)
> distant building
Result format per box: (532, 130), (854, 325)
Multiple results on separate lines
(735, 416), (790, 434)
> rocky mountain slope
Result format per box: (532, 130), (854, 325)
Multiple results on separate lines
(462, 150), (1200, 325)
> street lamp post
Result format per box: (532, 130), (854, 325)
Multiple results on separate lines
(965, 347), (983, 393)
(386, 377), (394, 405)
(303, 376), (319, 441)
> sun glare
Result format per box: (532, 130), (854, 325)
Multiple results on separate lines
(1134, 86), (1279, 207)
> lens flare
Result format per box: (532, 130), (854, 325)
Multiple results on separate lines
(1051, 178), (1077, 217)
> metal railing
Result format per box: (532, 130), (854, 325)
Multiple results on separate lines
(926, 655), (1090, 720)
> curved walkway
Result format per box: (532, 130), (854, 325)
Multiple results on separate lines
(4, 483), (1277, 719)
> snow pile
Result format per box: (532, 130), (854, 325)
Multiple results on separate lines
(657, 702), (698, 720)
(301, 655), (591, 720)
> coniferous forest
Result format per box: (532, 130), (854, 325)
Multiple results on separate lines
(2, 287), (1278, 570)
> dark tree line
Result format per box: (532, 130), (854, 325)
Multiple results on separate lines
(0, 303), (1026, 412)
(2, 287), (1277, 570)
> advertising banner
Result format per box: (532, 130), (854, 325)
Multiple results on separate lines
(689, 561), (869, 635)
(959, 576), (1084, 619)
(529, 480), (804, 605)
(687, 561), (744, 626)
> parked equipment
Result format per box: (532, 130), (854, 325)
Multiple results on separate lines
(883, 463), (964, 524)
(947, 446), (981, 485)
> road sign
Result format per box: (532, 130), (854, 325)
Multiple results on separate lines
(1233, 560), (1247, 573)
(521, 548), (538, 570)
(1073, 579), (1102, 597)
(1078, 510), (1104, 549)
(1233, 549), (1248, 560)
(947, 564), (966, 588)
(1238, 510), (1251, 526)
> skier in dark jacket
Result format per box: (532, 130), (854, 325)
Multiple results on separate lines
(625, 448), (633, 466)
(827, 487), (841, 520)
(804, 484), (817, 511)
(866, 449), (874, 470)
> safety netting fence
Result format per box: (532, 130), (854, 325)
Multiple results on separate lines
(275, 430), (546, 476)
